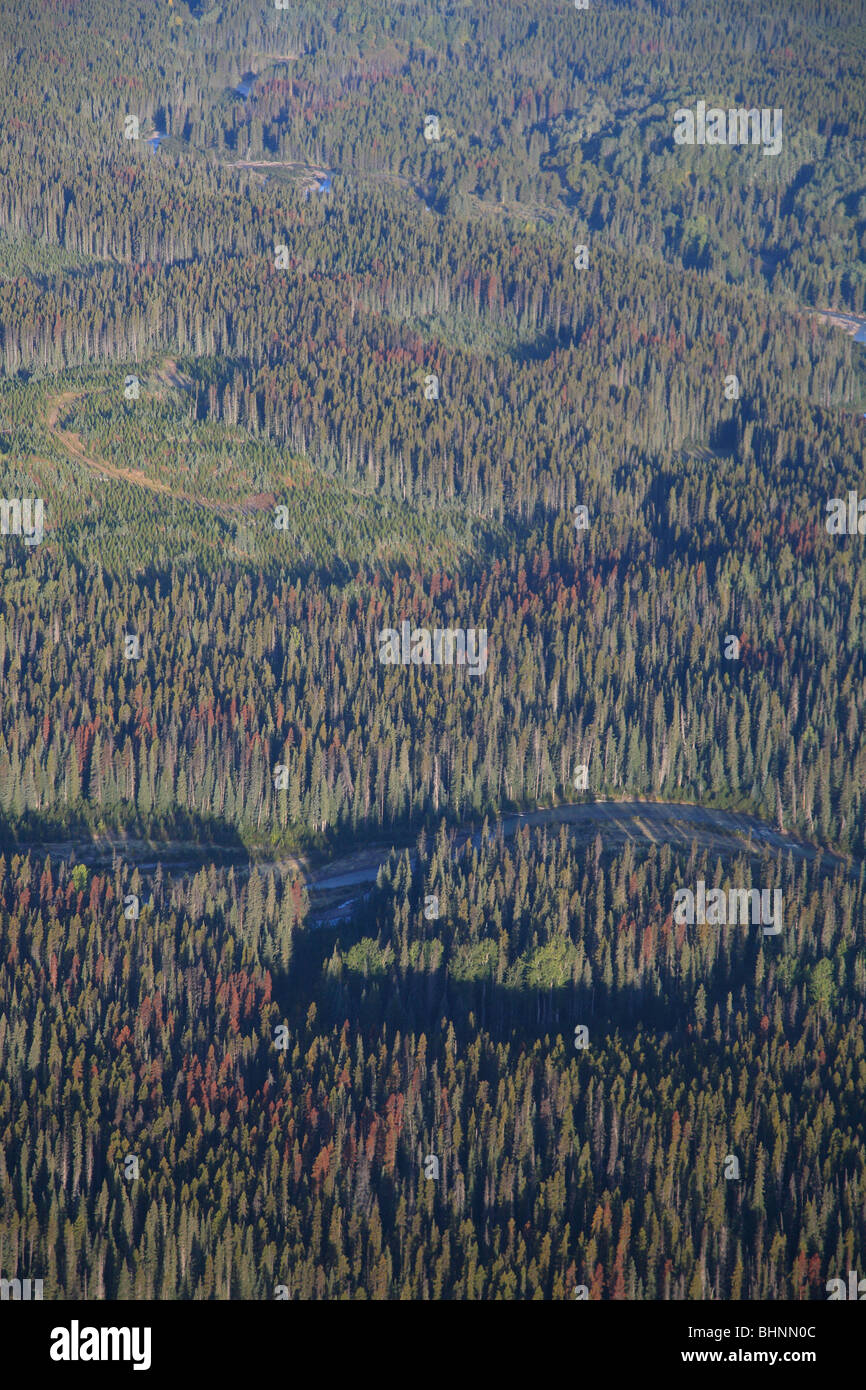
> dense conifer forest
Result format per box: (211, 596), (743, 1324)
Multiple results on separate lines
(0, 0), (865, 1302)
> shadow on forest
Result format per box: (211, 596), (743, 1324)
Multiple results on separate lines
(0, 808), (251, 869)
(285, 915), (772, 1051)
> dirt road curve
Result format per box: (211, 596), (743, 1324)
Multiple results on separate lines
(41, 371), (258, 543)
(45, 389), (176, 496)
(25, 798), (860, 926)
(308, 798), (858, 922)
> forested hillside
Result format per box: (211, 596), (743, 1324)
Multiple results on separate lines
(0, 0), (865, 1302)
(1, 834), (863, 1299)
